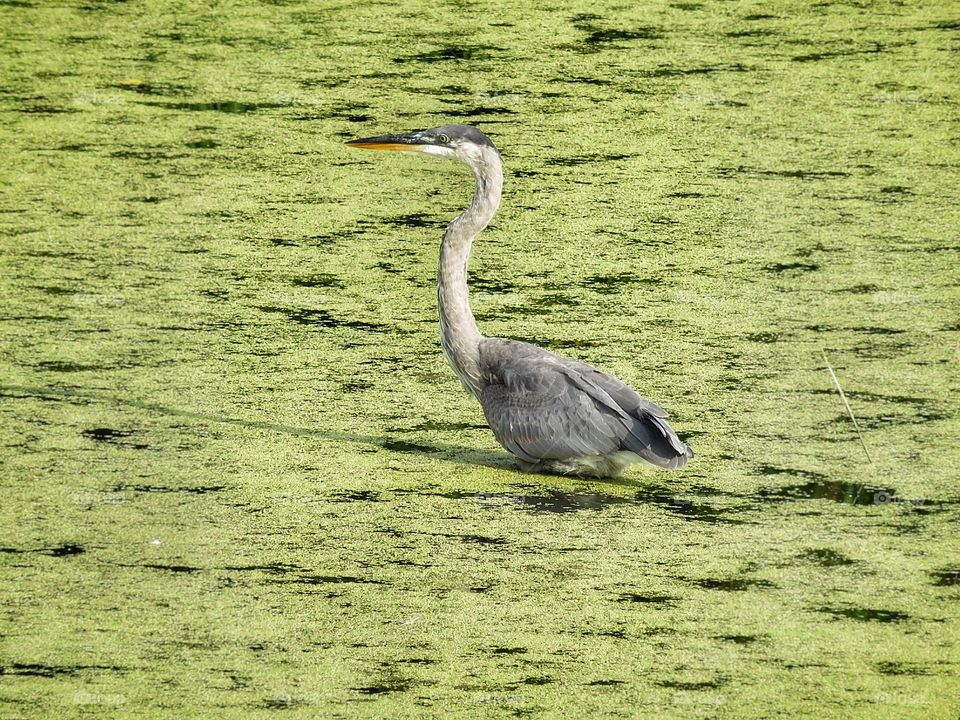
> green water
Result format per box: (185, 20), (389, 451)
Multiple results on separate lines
(1, 0), (959, 717)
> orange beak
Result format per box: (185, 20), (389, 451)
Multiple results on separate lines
(346, 132), (430, 153)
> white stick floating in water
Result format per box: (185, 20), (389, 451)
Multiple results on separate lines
(821, 350), (872, 463)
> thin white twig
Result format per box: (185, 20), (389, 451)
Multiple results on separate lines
(822, 350), (872, 463)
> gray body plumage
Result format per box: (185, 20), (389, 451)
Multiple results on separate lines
(348, 124), (693, 477)
(477, 338), (691, 475)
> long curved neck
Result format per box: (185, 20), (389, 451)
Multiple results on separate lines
(438, 145), (503, 396)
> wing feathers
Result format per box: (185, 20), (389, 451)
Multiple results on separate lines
(478, 338), (692, 469)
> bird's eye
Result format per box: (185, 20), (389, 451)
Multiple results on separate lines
(438, 133), (450, 144)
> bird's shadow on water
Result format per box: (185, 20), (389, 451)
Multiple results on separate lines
(1, 384), (692, 503)
(8, 385), (716, 520)
(0, 383), (510, 469)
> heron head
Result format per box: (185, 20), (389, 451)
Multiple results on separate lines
(346, 124), (498, 165)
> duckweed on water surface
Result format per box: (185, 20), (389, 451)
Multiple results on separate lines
(1, 1), (958, 718)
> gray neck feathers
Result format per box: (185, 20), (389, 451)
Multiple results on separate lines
(437, 145), (503, 396)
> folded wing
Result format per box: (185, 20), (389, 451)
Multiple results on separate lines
(477, 339), (692, 469)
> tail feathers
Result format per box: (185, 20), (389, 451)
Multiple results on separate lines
(622, 415), (694, 469)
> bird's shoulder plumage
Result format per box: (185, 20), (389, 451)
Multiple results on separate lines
(475, 337), (692, 472)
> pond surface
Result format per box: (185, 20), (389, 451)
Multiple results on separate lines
(1, 0), (958, 717)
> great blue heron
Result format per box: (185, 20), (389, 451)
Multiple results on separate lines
(347, 124), (693, 477)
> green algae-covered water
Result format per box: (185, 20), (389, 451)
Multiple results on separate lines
(2, 1), (958, 717)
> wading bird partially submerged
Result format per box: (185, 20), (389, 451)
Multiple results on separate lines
(347, 125), (692, 477)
